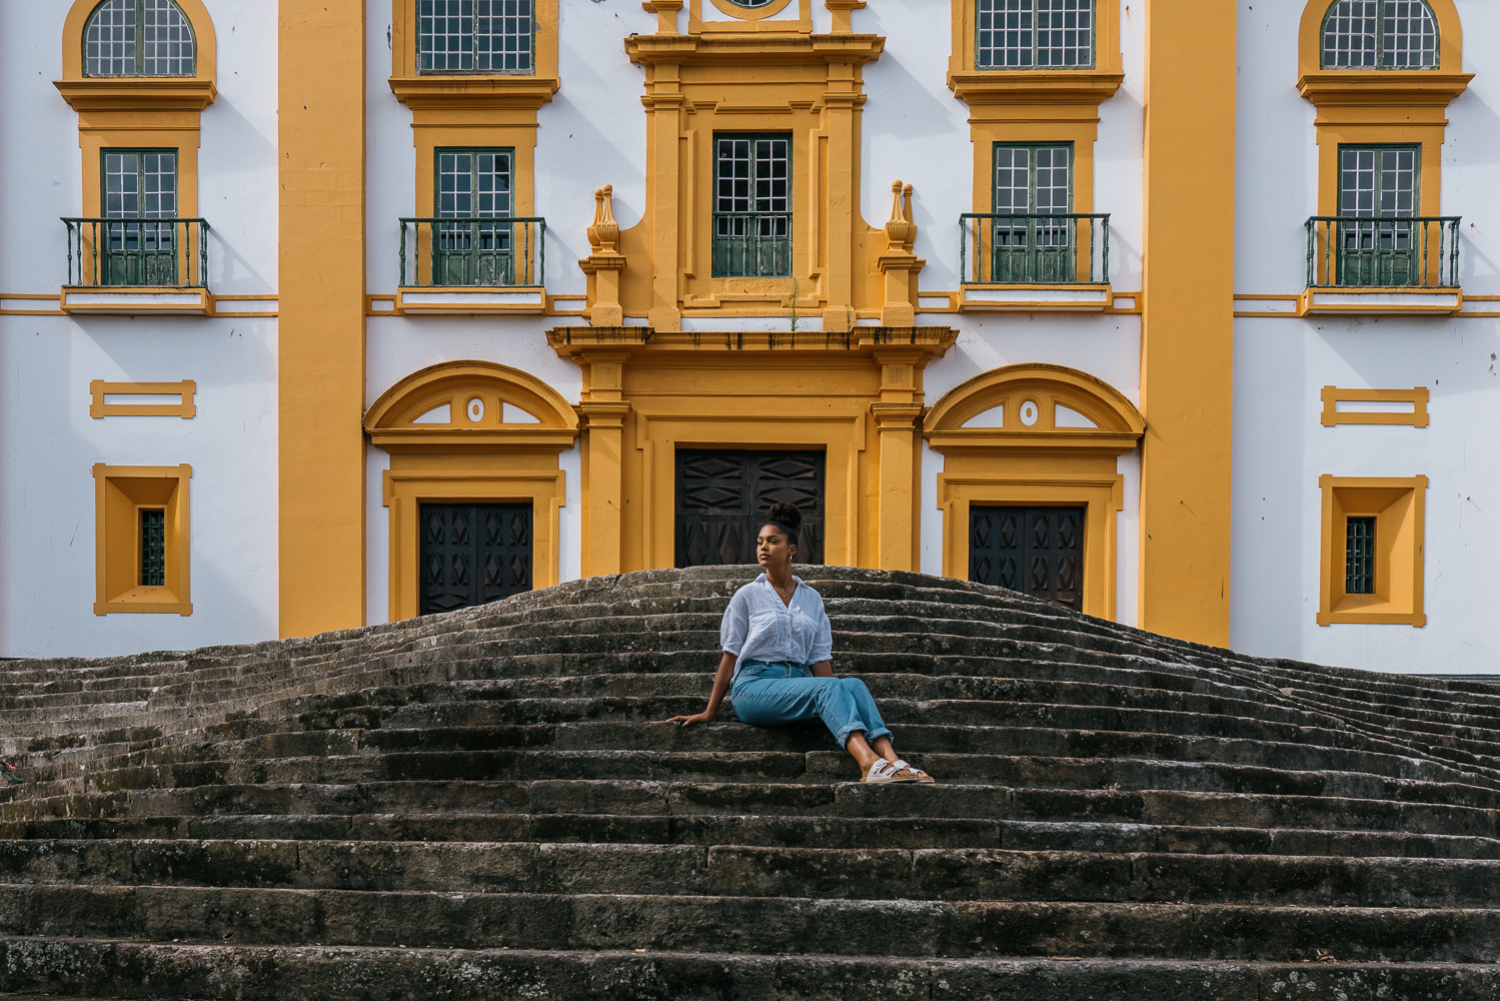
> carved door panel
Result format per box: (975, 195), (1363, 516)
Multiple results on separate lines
(419, 502), (533, 614)
(675, 449), (825, 567)
(969, 505), (1083, 611)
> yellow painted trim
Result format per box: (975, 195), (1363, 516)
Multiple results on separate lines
(620, 29), (887, 330)
(1317, 474), (1427, 627)
(364, 359), (581, 453)
(92, 463), (192, 616)
(279, 0), (367, 638)
(948, 0), (1121, 82)
(925, 363), (1145, 437)
(1139, 0), (1236, 646)
(938, 472), (1122, 621)
(61, 0), (218, 85)
(691, 0), (811, 33)
(90, 379), (196, 419)
(1320, 386), (1429, 428)
(1298, 0), (1462, 77)
(391, 0), (559, 83)
(703, 0), (797, 21)
(382, 467), (566, 622)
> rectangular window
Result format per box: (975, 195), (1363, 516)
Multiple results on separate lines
(992, 144), (1075, 283)
(139, 508), (166, 586)
(101, 148), (179, 286)
(1337, 145), (1420, 286)
(977, 0), (1094, 69)
(713, 134), (792, 278)
(1345, 515), (1376, 595)
(432, 148), (514, 285)
(419, 0), (534, 74)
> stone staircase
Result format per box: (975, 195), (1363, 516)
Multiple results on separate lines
(0, 566), (1497, 999)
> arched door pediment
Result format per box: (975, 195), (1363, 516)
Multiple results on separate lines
(924, 363), (1144, 456)
(364, 361), (579, 454)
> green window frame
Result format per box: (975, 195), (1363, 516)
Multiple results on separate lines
(976, 0), (1095, 70)
(418, 0), (535, 74)
(990, 143), (1075, 283)
(84, 0), (197, 77)
(1335, 144), (1422, 287)
(1345, 516), (1376, 595)
(432, 147), (515, 285)
(1321, 0), (1438, 70)
(713, 134), (792, 279)
(100, 148), (180, 286)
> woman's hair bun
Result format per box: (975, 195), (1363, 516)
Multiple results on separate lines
(765, 502), (803, 533)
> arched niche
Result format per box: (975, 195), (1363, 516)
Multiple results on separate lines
(1298, 0), (1461, 77)
(924, 364), (1144, 620)
(365, 361), (579, 621)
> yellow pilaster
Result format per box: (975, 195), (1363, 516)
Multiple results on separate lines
(872, 347), (928, 572)
(577, 351), (631, 576)
(278, 1), (366, 637)
(1138, 0), (1236, 645)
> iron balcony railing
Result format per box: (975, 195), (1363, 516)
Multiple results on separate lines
(960, 212), (1110, 285)
(63, 217), (210, 288)
(399, 216), (545, 287)
(712, 211), (792, 278)
(1307, 216), (1460, 288)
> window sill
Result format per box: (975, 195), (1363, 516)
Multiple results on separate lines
(947, 70), (1123, 106)
(54, 77), (217, 112)
(1317, 594), (1424, 627)
(1296, 70), (1473, 109)
(95, 587), (191, 617)
(389, 75), (560, 109)
(62, 287), (213, 316)
(1302, 287), (1462, 317)
(396, 286), (546, 315)
(960, 283), (1112, 313)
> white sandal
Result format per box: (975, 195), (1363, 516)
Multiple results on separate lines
(891, 759), (936, 783)
(863, 758), (919, 784)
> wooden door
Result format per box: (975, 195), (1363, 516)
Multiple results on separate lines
(969, 505), (1083, 611)
(675, 450), (825, 566)
(419, 502), (533, 614)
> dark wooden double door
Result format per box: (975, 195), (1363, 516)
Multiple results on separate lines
(676, 449), (825, 567)
(419, 502), (533, 614)
(970, 505), (1084, 611)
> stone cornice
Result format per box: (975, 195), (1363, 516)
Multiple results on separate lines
(54, 78), (217, 112)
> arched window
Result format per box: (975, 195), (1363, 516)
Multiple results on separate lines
(977, 0), (1094, 70)
(418, 0), (534, 74)
(84, 0), (196, 77)
(1322, 0), (1438, 69)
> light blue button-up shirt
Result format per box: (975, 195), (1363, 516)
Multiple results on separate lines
(720, 574), (834, 682)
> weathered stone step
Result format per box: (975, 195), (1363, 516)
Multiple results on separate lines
(2, 883), (1498, 963)
(18, 750), (1500, 817)
(6, 780), (1498, 837)
(2, 941), (1494, 1001)
(12, 812), (1499, 860)
(7, 840), (1500, 910)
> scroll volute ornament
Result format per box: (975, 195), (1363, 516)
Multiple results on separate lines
(581, 185), (626, 326)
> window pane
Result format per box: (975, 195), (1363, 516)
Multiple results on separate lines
(420, 0), (475, 72)
(1323, 0), (1378, 68)
(85, 0), (137, 77)
(142, 0), (196, 75)
(1035, 0), (1092, 67)
(140, 509), (167, 587)
(1383, 0), (1438, 68)
(1345, 516), (1375, 595)
(714, 135), (791, 277)
(977, 0), (1033, 68)
(476, 0), (534, 73)
(437, 151), (474, 216)
(421, 0), (533, 73)
(105, 152), (141, 218)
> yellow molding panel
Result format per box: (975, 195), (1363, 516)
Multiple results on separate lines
(1320, 386), (1430, 428)
(279, 0), (367, 638)
(1138, 0), (1236, 646)
(691, 0), (811, 34)
(549, 324), (954, 573)
(60, 0), (218, 85)
(619, 22), (893, 331)
(1317, 474), (1427, 627)
(90, 380), (197, 419)
(92, 463), (192, 616)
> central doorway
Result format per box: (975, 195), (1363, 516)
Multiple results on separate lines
(969, 505), (1083, 611)
(675, 449), (825, 566)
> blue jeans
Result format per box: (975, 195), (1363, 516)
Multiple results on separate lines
(731, 660), (893, 748)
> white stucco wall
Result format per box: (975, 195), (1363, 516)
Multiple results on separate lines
(1230, 0), (1500, 672)
(0, 1), (280, 657)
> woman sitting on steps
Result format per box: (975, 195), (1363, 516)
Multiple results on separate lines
(666, 502), (935, 785)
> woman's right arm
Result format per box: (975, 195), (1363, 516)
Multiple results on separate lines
(666, 652), (736, 726)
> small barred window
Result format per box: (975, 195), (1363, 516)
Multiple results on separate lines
(419, 0), (534, 74)
(977, 0), (1094, 70)
(84, 0), (196, 77)
(1321, 0), (1438, 70)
